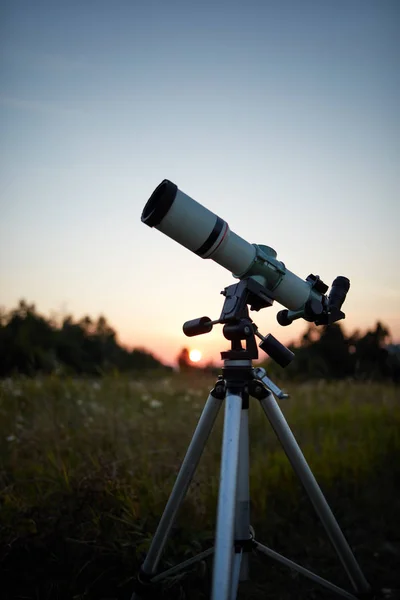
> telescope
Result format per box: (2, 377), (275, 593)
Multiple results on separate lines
(141, 179), (349, 327)
(134, 181), (372, 600)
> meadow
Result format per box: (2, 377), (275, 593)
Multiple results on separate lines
(0, 374), (399, 600)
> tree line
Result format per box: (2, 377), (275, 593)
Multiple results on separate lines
(0, 301), (169, 377)
(263, 321), (399, 382)
(0, 301), (399, 381)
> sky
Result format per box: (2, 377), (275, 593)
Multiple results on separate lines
(1, 0), (399, 367)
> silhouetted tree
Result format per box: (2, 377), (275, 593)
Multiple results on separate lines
(261, 321), (398, 383)
(0, 301), (55, 375)
(353, 322), (391, 380)
(177, 348), (191, 372)
(0, 300), (169, 377)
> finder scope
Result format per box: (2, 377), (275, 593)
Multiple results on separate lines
(141, 179), (349, 326)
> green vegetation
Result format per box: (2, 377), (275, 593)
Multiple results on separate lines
(1, 374), (399, 599)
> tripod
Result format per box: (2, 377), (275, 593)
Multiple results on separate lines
(132, 281), (372, 600)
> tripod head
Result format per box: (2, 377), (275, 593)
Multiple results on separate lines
(183, 278), (295, 366)
(183, 269), (350, 366)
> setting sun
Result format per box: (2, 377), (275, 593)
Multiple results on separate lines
(189, 349), (202, 363)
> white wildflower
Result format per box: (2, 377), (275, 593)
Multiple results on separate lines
(6, 435), (16, 442)
(149, 399), (163, 409)
(89, 401), (105, 415)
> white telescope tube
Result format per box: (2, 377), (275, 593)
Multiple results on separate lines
(142, 180), (256, 278)
(142, 180), (315, 312)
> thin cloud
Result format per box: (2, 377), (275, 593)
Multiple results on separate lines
(31, 51), (91, 72)
(1, 45), (90, 72)
(0, 95), (82, 116)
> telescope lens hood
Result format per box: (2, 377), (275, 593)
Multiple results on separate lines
(141, 179), (178, 227)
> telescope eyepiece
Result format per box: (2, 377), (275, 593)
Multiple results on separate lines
(328, 276), (350, 312)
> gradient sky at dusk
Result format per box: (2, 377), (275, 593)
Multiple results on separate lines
(1, 0), (399, 366)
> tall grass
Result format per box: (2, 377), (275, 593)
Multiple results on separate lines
(1, 374), (399, 599)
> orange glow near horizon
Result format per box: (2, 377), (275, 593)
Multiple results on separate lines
(118, 313), (400, 368)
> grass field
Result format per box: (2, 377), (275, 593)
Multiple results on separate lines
(1, 374), (399, 599)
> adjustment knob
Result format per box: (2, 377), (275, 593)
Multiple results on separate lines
(183, 317), (213, 337)
(276, 310), (293, 326)
(259, 334), (295, 368)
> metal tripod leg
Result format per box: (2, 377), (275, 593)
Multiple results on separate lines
(234, 406), (251, 583)
(228, 405), (252, 600)
(211, 391), (243, 600)
(257, 386), (371, 595)
(138, 392), (222, 581)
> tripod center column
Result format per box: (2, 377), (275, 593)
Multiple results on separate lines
(223, 359), (253, 581)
